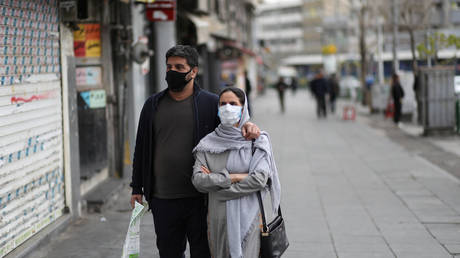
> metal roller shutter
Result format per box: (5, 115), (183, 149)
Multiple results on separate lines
(0, 0), (64, 257)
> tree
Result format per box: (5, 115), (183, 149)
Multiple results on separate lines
(355, 0), (385, 107)
(417, 33), (460, 65)
(358, 0), (368, 105)
(397, 0), (433, 76)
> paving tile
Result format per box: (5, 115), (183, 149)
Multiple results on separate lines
(26, 90), (460, 258)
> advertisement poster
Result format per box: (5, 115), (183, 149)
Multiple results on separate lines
(76, 67), (102, 88)
(79, 90), (106, 109)
(73, 24), (101, 57)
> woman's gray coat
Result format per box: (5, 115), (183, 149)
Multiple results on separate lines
(192, 150), (269, 258)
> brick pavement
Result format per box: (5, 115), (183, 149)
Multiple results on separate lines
(254, 89), (460, 258)
(26, 89), (460, 258)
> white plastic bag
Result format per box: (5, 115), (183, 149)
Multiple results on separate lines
(122, 201), (147, 258)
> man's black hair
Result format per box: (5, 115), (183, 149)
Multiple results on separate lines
(219, 87), (245, 106)
(165, 45), (199, 68)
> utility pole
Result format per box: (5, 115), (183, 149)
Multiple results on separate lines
(377, 16), (384, 85)
(392, 0), (399, 73)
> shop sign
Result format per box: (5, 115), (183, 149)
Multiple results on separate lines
(73, 24), (101, 57)
(146, 0), (175, 22)
(80, 90), (106, 109)
(76, 66), (102, 88)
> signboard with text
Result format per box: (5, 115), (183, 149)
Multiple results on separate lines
(76, 67), (102, 89)
(73, 24), (101, 57)
(146, 0), (176, 22)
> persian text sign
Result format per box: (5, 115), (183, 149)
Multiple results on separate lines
(79, 90), (106, 108)
(73, 24), (101, 57)
(146, 0), (175, 22)
(76, 67), (101, 88)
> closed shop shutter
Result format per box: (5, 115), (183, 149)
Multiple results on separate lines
(0, 0), (64, 257)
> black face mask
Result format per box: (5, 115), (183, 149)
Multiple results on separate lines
(165, 69), (192, 92)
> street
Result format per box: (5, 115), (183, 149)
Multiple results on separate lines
(28, 89), (460, 258)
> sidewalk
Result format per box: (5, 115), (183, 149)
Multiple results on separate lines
(349, 101), (460, 181)
(25, 182), (159, 258)
(26, 89), (460, 258)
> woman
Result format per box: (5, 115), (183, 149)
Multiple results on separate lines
(391, 73), (405, 124)
(192, 87), (281, 258)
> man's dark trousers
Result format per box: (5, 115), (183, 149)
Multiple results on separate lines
(393, 100), (402, 123)
(151, 196), (210, 258)
(316, 96), (327, 118)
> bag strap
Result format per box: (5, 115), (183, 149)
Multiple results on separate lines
(257, 191), (268, 233)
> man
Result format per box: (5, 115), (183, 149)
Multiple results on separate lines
(244, 70), (252, 115)
(290, 77), (298, 96)
(391, 73), (405, 125)
(275, 76), (288, 113)
(130, 45), (259, 258)
(310, 70), (328, 118)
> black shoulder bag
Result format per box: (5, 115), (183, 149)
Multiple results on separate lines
(252, 140), (289, 257)
(256, 192), (289, 258)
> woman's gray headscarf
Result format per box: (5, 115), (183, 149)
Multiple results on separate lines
(193, 91), (281, 258)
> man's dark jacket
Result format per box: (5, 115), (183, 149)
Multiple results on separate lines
(130, 83), (220, 202)
(310, 77), (328, 98)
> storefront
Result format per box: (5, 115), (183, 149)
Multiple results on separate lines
(0, 1), (65, 256)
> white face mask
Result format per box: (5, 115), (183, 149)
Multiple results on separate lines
(218, 104), (243, 127)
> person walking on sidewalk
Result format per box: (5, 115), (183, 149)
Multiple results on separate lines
(328, 73), (340, 113)
(130, 45), (260, 258)
(310, 70), (328, 118)
(192, 87), (281, 258)
(290, 77), (298, 96)
(391, 73), (405, 124)
(244, 70), (252, 116)
(275, 76), (288, 113)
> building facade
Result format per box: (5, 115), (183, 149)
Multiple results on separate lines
(0, 1), (260, 256)
(0, 1), (67, 256)
(257, 0), (460, 79)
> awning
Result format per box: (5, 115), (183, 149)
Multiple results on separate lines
(278, 66), (298, 77)
(223, 41), (264, 65)
(186, 13), (227, 45)
(186, 13), (210, 45)
(282, 50), (460, 66)
(282, 53), (360, 65)
(224, 41), (256, 56)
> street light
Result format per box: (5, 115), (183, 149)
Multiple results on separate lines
(392, 0), (399, 73)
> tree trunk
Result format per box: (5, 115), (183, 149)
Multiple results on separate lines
(409, 29), (417, 78)
(409, 29), (422, 124)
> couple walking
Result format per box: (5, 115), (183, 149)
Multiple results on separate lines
(310, 71), (340, 118)
(130, 45), (282, 258)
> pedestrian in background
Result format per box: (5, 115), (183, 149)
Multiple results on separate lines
(328, 73), (340, 113)
(130, 45), (260, 258)
(391, 73), (405, 125)
(291, 77), (298, 96)
(275, 76), (288, 113)
(310, 70), (328, 118)
(244, 70), (252, 115)
(192, 87), (281, 258)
